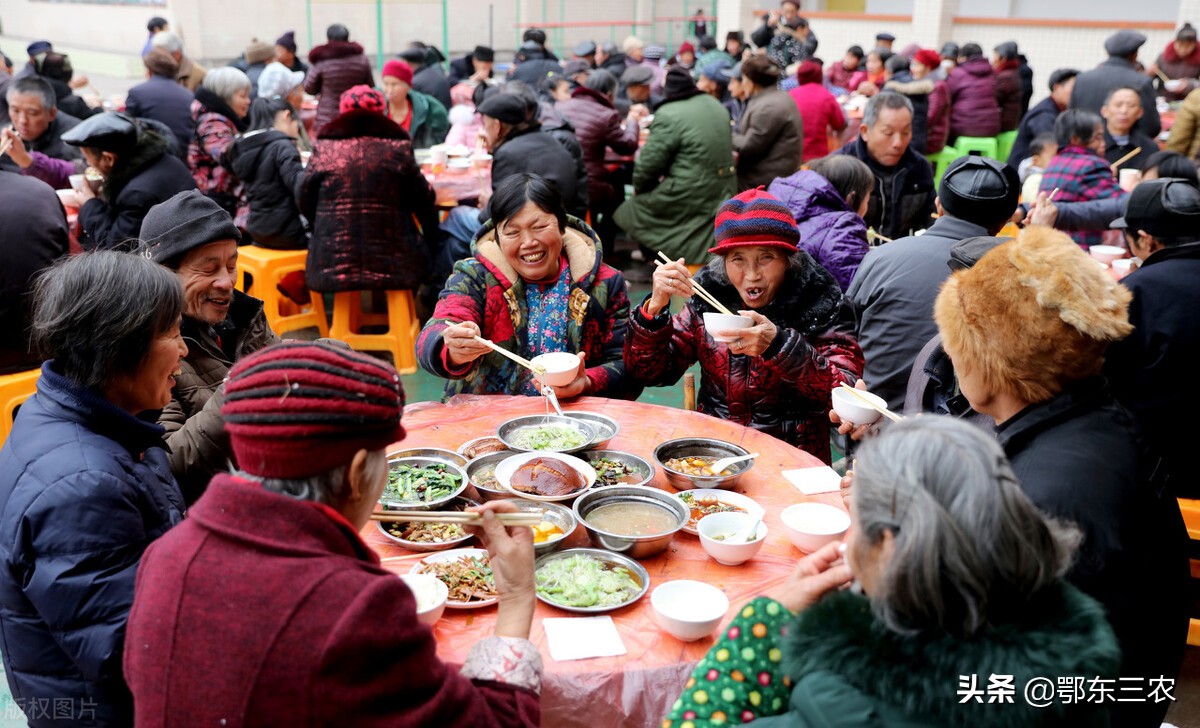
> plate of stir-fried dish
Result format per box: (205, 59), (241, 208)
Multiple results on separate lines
(411, 549), (498, 608)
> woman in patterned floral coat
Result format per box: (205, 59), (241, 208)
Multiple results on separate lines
(417, 173), (638, 401)
(187, 67), (250, 219)
(623, 189), (863, 463)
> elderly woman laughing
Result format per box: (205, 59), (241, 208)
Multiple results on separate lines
(624, 189), (863, 462)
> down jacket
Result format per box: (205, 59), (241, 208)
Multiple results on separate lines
(556, 86), (640, 210)
(418, 217), (636, 401)
(768, 170), (869, 291)
(304, 41), (375, 136)
(1165, 86), (1200, 158)
(158, 290), (278, 504)
(301, 110), (439, 293)
(0, 362), (185, 727)
(225, 128), (307, 249)
(946, 57), (1000, 139)
(624, 257), (863, 463)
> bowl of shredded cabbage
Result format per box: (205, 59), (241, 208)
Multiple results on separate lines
(533, 548), (650, 613)
(497, 414), (597, 454)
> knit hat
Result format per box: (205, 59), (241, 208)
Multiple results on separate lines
(477, 92), (529, 124)
(222, 341), (406, 479)
(795, 59), (822, 85)
(276, 30), (297, 53)
(710, 189), (801, 254)
(662, 65), (702, 102)
(644, 44), (666, 61)
(339, 85), (386, 115)
(245, 39), (275, 65)
(938, 156), (1020, 229)
(911, 48), (941, 72)
(140, 190), (242, 266)
(257, 61), (304, 99)
(678, 41), (696, 56)
(382, 58), (414, 86)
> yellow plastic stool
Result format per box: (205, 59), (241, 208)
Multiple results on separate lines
(996, 130), (1019, 163)
(953, 136), (1000, 160)
(0, 368), (40, 446)
(1178, 498), (1200, 646)
(235, 246), (329, 338)
(328, 290), (419, 373)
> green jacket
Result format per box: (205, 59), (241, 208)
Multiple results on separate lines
(409, 89), (450, 149)
(613, 92), (736, 263)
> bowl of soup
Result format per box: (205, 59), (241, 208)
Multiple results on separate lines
(572, 485), (689, 559)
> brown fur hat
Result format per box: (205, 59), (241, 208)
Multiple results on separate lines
(934, 226), (1132, 404)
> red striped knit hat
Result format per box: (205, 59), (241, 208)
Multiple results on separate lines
(709, 188), (800, 255)
(221, 341), (405, 478)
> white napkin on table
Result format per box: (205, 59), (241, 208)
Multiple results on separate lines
(782, 466), (843, 495)
(542, 616), (627, 661)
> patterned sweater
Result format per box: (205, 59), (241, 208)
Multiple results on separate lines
(1038, 145), (1126, 249)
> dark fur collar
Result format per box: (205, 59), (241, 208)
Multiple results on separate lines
(317, 110), (410, 141)
(194, 87), (248, 132)
(102, 126), (171, 202)
(308, 40), (365, 65)
(690, 250), (844, 337)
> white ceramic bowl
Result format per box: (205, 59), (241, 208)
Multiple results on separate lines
(651, 580), (730, 641)
(780, 502), (851, 553)
(531, 352), (581, 387)
(1089, 245), (1126, 265)
(830, 387), (886, 426)
(702, 312), (753, 343)
(696, 512), (767, 565)
(1111, 258), (1135, 279)
(398, 573), (449, 625)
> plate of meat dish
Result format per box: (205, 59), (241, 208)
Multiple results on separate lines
(674, 489), (764, 536)
(411, 548), (498, 608)
(494, 452), (597, 502)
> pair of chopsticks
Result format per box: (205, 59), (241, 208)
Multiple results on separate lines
(372, 510), (544, 526)
(655, 252), (737, 316)
(472, 336), (546, 375)
(838, 383), (902, 422)
(0, 126), (13, 159)
(1111, 147), (1142, 172)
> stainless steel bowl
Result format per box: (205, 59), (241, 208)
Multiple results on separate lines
(380, 457), (469, 510)
(464, 449), (519, 501)
(375, 496), (479, 551)
(653, 438), (753, 491)
(534, 547), (650, 613)
(572, 485), (689, 559)
(387, 447), (469, 468)
(503, 499), (577, 555)
(497, 414), (597, 454)
(584, 450), (654, 488)
(564, 412), (619, 449)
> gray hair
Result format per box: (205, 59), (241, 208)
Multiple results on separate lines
(706, 248), (805, 284)
(863, 91), (913, 128)
(852, 417), (1080, 637)
(149, 30), (183, 55)
(202, 66), (252, 105)
(233, 449), (386, 506)
(5, 76), (56, 112)
(31, 251), (183, 391)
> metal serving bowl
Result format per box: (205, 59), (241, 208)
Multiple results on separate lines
(564, 412), (619, 449)
(375, 496), (479, 551)
(379, 457), (470, 511)
(464, 449), (519, 501)
(652, 438), (753, 491)
(572, 485), (689, 559)
(387, 447), (469, 469)
(503, 499), (577, 556)
(583, 450), (654, 488)
(497, 414), (597, 454)
(533, 547), (651, 613)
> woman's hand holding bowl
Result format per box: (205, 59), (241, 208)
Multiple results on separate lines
(714, 310), (776, 357)
(548, 352), (589, 400)
(442, 320), (492, 367)
(645, 258), (694, 317)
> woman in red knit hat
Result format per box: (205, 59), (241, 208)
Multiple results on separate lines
(623, 189), (864, 462)
(380, 58), (449, 148)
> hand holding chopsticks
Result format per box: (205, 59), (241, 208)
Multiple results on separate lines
(654, 252), (737, 316)
(372, 510), (545, 526)
(440, 320), (545, 374)
(471, 335), (545, 375)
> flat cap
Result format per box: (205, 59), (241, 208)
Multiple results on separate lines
(477, 92), (529, 124)
(1111, 177), (1200, 238)
(1105, 30), (1146, 57)
(27, 41), (52, 56)
(623, 65), (654, 85)
(574, 40), (597, 57)
(61, 112), (140, 155)
(876, 32), (896, 42)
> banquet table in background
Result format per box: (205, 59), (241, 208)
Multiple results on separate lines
(423, 165), (492, 207)
(364, 394), (845, 728)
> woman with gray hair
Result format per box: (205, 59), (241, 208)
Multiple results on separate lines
(189, 65), (250, 219)
(666, 416), (1119, 727)
(0, 251), (186, 727)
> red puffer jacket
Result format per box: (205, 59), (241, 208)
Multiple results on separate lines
(946, 56), (1000, 139)
(304, 41), (375, 136)
(623, 256), (863, 463)
(556, 87), (639, 210)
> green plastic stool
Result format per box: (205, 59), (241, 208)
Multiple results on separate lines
(927, 146), (961, 190)
(953, 136), (1000, 160)
(996, 130), (1018, 163)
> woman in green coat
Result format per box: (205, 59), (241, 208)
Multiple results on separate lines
(613, 66), (736, 264)
(666, 417), (1120, 727)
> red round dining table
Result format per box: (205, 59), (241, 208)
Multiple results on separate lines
(363, 394), (845, 728)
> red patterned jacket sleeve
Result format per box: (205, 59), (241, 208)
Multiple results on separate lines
(622, 298), (702, 387)
(583, 269), (634, 397)
(758, 323), (864, 403)
(416, 258), (489, 379)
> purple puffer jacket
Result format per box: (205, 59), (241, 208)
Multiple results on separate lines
(946, 56), (1000, 139)
(767, 170), (868, 292)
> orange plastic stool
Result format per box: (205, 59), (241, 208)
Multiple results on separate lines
(1178, 497), (1200, 646)
(328, 290), (419, 373)
(0, 368), (40, 446)
(235, 246), (329, 338)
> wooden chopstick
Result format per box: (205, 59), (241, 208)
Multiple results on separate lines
(838, 383), (903, 422)
(1110, 147), (1142, 171)
(1155, 68), (1171, 83)
(472, 336), (545, 374)
(381, 553), (429, 562)
(655, 252), (738, 316)
(1048, 187), (1060, 202)
(0, 137), (12, 159)
(372, 511), (544, 525)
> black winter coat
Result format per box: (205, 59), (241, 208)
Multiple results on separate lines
(0, 363), (185, 727)
(536, 101), (590, 214)
(0, 172), (68, 374)
(997, 377), (1189, 728)
(1007, 96), (1059, 166)
(226, 129), (308, 249)
(835, 135), (936, 241)
(302, 110), (438, 293)
(78, 128), (196, 251)
(1106, 242), (1200, 499)
(1071, 57), (1161, 137)
(124, 75), (196, 159)
(43, 76), (99, 121)
(510, 48), (562, 87)
(491, 124), (586, 218)
(413, 64), (453, 112)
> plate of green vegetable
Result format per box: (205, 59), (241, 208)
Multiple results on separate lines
(497, 415), (597, 454)
(380, 457), (468, 510)
(533, 548), (650, 613)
